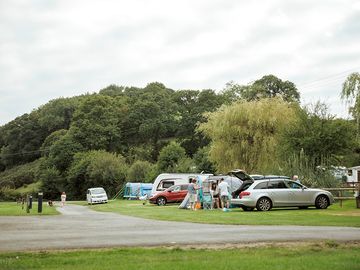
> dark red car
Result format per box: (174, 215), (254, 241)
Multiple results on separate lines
(149, 184), (189, 206)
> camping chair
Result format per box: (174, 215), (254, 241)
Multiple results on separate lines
(202, 193), (213, 210)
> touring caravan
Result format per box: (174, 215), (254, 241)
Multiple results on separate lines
(150, 173), (212, 196)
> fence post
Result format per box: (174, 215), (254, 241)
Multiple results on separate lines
(339, 190), (342, 208)
(38, 192), (43, 213)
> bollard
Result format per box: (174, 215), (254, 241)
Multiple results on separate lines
(26, 195), (30, 213)
(29, 195), (33, 209)
(38, 192), (43, 213)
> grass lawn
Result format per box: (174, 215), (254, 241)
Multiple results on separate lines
(0, 202), (59, 216)
(0, 242), (359, 270)
(74, 199), (360, 227)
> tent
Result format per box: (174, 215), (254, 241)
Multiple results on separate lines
(123, 183), (153, 199)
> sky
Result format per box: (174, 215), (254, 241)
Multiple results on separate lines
(1, 0), (360, 126)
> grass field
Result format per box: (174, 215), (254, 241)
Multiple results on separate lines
(77, 199), (360, 227)
(0, 202), (59, 216)
(0, 242), (359, 270)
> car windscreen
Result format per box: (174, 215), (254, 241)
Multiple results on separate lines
(91, 188), (105, 194)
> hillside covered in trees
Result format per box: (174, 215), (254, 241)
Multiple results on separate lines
(1, 74), (359, 200)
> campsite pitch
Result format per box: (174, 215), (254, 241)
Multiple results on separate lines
(0, 202), (59, 216)
(82, 199), (360, 227)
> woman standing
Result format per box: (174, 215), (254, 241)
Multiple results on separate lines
(60, 192), (66, 207)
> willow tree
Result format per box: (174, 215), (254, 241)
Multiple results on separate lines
(341, 72), (360, 138)
(198, 98), (297, 173)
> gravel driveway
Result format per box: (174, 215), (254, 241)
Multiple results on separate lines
(0, 204), (359, 251)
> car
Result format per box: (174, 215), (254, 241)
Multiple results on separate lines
(149, 184), (189, 206)
(86, 187), (108, 204)
(231, 179), (334, 211)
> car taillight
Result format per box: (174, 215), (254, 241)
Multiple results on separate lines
(239, 191), (250, 199)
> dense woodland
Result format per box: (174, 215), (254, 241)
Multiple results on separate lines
(1, 73), (360, 200)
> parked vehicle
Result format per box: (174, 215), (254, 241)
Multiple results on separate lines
(149, 184), (189, 206)
(150, 173), (212, 196)
(86, 187), (108, 204)
(231, 179), (334, 211)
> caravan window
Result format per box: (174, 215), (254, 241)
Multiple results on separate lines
(157, 180), (175, 191)
(348, 170), (353, 176)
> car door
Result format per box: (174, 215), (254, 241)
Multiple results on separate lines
(285, 180), (313, 205)
(267, 180), (289, 207)
(171, 185), (182, 201)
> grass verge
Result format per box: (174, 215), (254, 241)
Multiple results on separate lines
(0, 241), (359, 270)
(74, 199), (360, 227)
(0, 202), (59, 216)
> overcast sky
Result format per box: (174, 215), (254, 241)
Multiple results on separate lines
(1, 0), (360, 125)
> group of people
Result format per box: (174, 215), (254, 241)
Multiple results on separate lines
(187, 177), (230, 211)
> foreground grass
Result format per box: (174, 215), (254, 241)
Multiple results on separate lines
(0, 202), (59, 216)
(77, 199), (360, 227)
(0, 242), (359, 270)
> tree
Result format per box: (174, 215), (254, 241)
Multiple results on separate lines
(157, 142), (187, 172)
(67, 150), (128, 199)
(198, 98), (297, 173)
(341, 72), (360, 137)
(69, 95), (127, 152)
(280, 102), (357, 166)
(47, 133), (84, 172)
(127, 160), (154, 182)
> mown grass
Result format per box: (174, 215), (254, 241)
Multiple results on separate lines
(0, 202), (59, 216)
(76, 199), (360, 227)
(0, 242), (359, 270)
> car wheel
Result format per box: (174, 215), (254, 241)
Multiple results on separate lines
(315, 195), (329, 209)
(156, 197), (167, 206)
(242, 206), (254, 211)
(256, 197), (272, 211)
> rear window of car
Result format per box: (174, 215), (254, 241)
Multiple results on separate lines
(254, 182), (268, 189)
(267, 180), (287, 189)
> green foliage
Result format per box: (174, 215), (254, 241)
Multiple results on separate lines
(67, 151), (128, 199)
(47, 133), (84, 172)
(193, 147), (215, 173)
(157, 142), (187, 172)
(0, 159), (41, 189)
(341, 72), (360, 136)
(199, 98), (297, 172)
(127, 160), (154, 182)
(280, 102), (356, 166)
(37, 164), (64, 200)
(37, 97), (80, 133)
(69, 95), (127, 152)
(40, 129), (68, 156)
(276, 150), (340, 188)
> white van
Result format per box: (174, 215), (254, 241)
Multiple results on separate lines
(151, 173), (212, 196)
(87, 187), (108, 204)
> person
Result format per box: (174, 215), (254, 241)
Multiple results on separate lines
(60, 192), (66, 207)
(218, 178), (230, 209)
(187, 178), (199, 211)
(292, 175), (301, 183)
(211, 182), (220, 209)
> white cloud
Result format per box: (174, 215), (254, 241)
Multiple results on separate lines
(1, 0), (359, 125)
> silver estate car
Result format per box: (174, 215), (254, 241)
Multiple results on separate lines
(231, 179), (334, 211)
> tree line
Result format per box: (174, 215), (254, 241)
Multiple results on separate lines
(0, 74), (359, 200)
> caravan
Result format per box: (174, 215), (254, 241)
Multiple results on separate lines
(150, 173), (212, 196)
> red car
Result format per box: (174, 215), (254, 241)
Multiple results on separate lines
(149, 184), (189, 206)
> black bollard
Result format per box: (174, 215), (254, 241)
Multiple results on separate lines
(29, 195), (33, 209)
(26, 195), (30, 213)
(38, 192), (43, 213)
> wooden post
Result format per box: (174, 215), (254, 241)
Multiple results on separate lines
(339, 190), (342, 208)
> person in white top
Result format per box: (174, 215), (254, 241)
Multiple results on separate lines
(60, 192), (66, 207)
(218, 178), (230, 209)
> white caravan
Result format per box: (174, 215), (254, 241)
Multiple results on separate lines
(86, 187), (108, 204)
(151, 173), (212, 196)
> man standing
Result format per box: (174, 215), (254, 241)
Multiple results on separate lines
(218, 178), (230, 209)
